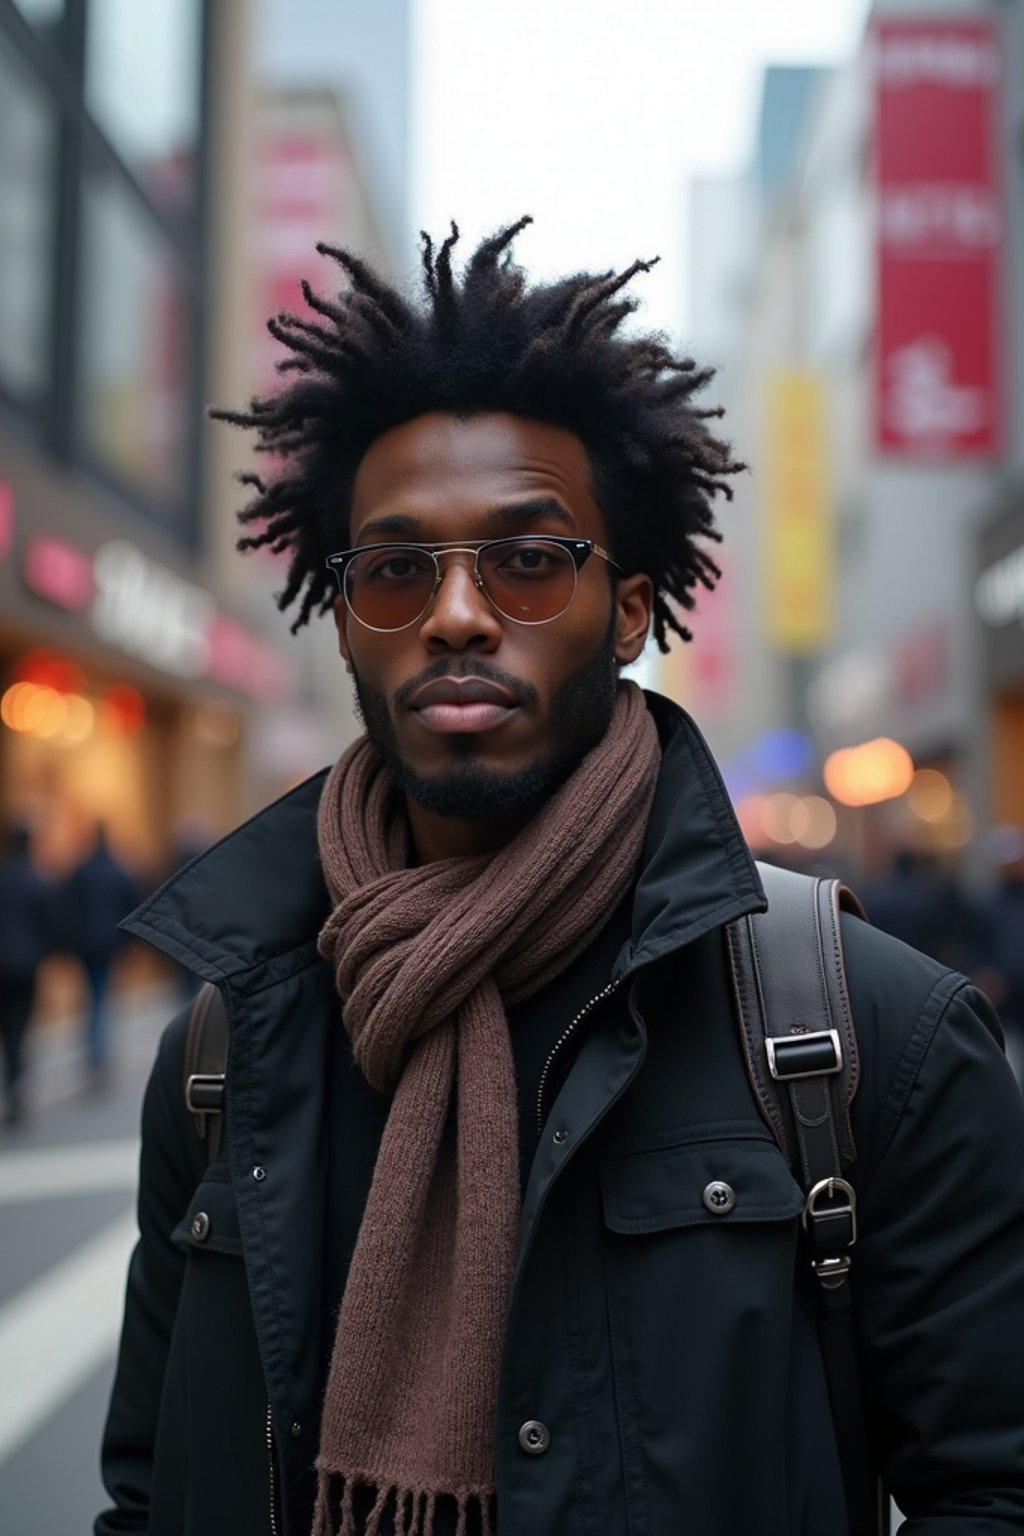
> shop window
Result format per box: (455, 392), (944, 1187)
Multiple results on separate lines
(0, 35), (57, 404)
(77, 173), (190, 514)
(84, 0), (201, 213)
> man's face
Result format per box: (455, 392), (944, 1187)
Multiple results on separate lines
(335, 412), (653, 824)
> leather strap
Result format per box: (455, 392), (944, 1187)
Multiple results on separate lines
(183, 981), (229, 1165)
(726, 862), (863, 1176)
(727, 862), (886, 1536)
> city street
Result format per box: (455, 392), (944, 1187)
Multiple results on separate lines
(0, 985), (178, 1536)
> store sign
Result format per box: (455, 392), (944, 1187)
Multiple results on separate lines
(976, 542), (1024, 628)
(874, 19), (1003, 457)
(92, 540), (214, 678)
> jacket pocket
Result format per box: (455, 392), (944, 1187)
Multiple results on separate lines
(172, 1165), (244, 1258)
(601, 1130), (804, 1233)
(600, 1132), (807, 1536)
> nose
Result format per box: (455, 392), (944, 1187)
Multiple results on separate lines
(417, 551), (503, 653)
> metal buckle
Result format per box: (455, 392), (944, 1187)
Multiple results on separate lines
(184, 1075), (225, 1112)
(802, 1176), (857, 1245)
(765, 1028), (843, 1081)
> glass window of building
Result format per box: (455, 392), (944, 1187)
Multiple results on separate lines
(0, 36), (57, 403)
(84, 0), (202, 212)
(78, 173), (191, 513)
(9, 0), (64, 31)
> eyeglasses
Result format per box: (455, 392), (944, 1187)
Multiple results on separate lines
(325, 535), (622, 632)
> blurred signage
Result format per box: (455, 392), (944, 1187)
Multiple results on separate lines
(692, 552), (735, 716)
(976, 542), (1024, 629)
(874, 19), (1002, 458)
(21, 532), (292, 701)
(894, 621), (950, 704)
(762, 373), (833, 654)
(92, 540), (214, 678)
(256, 130), (353, 389)
(0, 484), (13, 562)
(23, 536), (95, 611)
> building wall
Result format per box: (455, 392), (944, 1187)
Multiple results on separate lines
(690, 0), (1023, 877)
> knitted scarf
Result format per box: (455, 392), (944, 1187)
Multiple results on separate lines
(313, 682), (660, 1536)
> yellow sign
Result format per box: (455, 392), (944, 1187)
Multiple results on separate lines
(763, 374), (833, 652)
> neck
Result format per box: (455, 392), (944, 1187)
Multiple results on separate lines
(406, 799), (535, 863)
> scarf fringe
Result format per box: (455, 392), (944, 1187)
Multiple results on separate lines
(315, 1471), (493, 1536)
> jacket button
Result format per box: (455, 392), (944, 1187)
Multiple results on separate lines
(190, 1211), (211, 1242)
(552, 1128), (568, 1145)
(252, 1166), (267, 1182)
(703, 1180), (736, 1215)
(518, 1420), (550, 1455)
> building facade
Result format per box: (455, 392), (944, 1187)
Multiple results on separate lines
(679, 0), (1023, 882)
(0, 0), (301, 881)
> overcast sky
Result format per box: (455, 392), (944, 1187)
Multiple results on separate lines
(411, 0), (872, 342)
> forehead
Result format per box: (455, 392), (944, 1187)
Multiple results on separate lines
(349, 412), (606, 540)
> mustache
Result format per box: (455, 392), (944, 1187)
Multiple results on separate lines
(393, 658), (539, 710)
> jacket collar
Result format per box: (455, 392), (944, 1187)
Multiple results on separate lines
(123, 691), (765, 986)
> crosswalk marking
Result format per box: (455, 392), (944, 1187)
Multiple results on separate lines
(0, 1211), (137, 1464)
(0, 1140), (139, 1205)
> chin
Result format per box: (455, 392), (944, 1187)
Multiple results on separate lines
(397, 754), (566, 821)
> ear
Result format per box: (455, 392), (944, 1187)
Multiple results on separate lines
(613, 573), (654, 665)
(333, 596), (354, 674)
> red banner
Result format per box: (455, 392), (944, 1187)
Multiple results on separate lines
(874, 18), (1002, 458)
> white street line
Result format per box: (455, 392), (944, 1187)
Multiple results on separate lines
(0, 1211), (137, 1464)
(0, 1140), (139, 1205)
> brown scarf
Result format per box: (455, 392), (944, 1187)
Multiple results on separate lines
(313, 682), (660, 1536)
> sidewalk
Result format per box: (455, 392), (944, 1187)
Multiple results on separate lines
(8, 981), (182, 1125)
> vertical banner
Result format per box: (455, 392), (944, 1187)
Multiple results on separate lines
(874, 19), (1002, 457)
(763, 373), (833, 655)
(691, 553), (735, 717)
(254, 128), (354, 391)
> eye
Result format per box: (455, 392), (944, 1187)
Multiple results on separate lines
(359, 550), (432, 583)
(496, 542), (561, 577)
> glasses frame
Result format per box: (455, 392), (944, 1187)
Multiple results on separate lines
(325, 534), (623, 632)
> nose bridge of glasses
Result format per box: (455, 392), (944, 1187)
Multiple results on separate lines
(431, 546), (487, 591)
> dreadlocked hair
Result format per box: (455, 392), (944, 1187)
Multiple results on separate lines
(212, 216), (743, 648)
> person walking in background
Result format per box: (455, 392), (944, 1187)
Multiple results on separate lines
(64, 823), (139, 1083)
(971, 825), (1024, 1083)
(860, 847), (963, 969)
(0, 823), (53, 1125)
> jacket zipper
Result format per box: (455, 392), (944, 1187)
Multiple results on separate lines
(266, 1403), (279, 1536)
(535, 978), (621, 1134)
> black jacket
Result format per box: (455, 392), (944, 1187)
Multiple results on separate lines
(98, 694), (1024, 1535)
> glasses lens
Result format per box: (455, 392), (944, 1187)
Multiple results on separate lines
(345, 546), (437, 630)
(479, 538), (577, 623)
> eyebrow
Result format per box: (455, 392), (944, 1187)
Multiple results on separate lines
(356, 497), (578, 542)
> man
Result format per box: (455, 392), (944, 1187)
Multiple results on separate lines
(98, 221), (1024, 1536)
(65, 823), (139, 1082)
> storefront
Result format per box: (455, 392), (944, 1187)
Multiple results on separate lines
(977, 497), (1024, 829)
(0, 454), (293, 886)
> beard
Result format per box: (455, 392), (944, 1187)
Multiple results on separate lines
(351, 621), (621, 821)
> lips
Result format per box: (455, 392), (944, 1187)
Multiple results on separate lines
(408, 677), (519, 735)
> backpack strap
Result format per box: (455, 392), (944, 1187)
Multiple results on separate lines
(183, 981), (229, 1166)
(726, 862), (887, 1536)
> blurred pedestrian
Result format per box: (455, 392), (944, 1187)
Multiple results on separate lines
(64, 823), (139, 1082)
(971, 825), (1024, 1081)
(860, 846), (963, 968)
(0, 823), (53, 1125)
